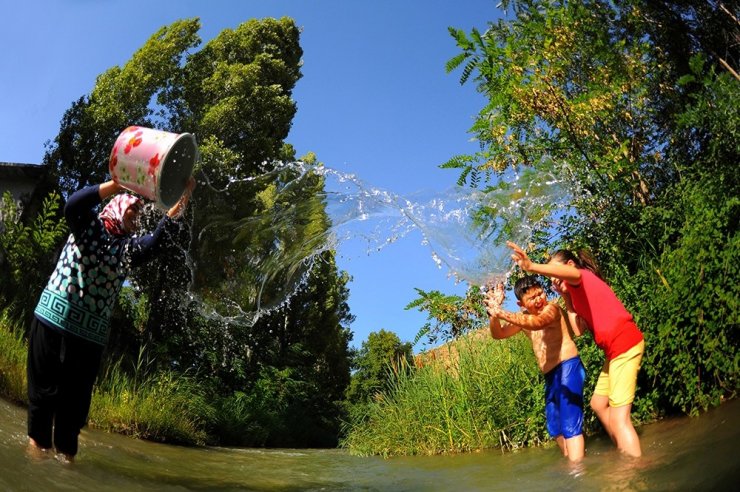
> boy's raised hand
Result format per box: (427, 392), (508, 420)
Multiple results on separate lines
(490, 282), (505, 305)
(484, 283), (505, 318)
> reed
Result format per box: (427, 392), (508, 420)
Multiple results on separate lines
(0, 316), (214, 446)
(341, 333), (546, 456)
(89, 352), (214, 446)
(0, 313), (28, 405)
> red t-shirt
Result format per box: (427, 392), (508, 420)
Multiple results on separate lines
(567, 269), (643, 360)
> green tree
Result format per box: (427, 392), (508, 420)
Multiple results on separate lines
(43, 19), (202, 198)
(0, 191), (68, 322)
(345, 330), (413, 408)
(632, 64), (739, 416)
(35, 17), (355, 446)
(134, 18), (307, 366)
(249, 251), (354, 446)
(179, 18), (303, 164)
(445, 0), (738, 417)
(205, 249), (354, 447)
(405, 286), (487, 346)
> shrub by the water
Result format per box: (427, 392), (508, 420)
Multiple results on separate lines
(632, 179), (739, 416)
(342, 332), (547, 456)
(89, 357), (214, 446)
(0, 315), (215, 446)
(0, 313), (28, 405)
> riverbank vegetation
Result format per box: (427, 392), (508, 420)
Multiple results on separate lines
(342, 0), (738, 455)
(342, 333), (545, 456)
(343, 325), (651, 456)
(0, 1), (737, 455)
(0, 315), (27, 405)
(1, 17), (353, 448)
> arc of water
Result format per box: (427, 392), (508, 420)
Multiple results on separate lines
(168, 160), (573, 327)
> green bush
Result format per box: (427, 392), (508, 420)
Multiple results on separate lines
(0, 314), (216, 446)
(211, 390), (272, 447)
(212, 364), (344, 448)
(635, 178), (739, 416)
(0, 191), (67, 323)
(210, 367), (292, 448)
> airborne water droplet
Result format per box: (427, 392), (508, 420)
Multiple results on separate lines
(178, 160), (572, 329)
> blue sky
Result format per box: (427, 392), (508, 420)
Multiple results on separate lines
(0, 1), (505, 350)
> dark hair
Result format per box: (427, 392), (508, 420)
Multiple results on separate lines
(550, 249), (603, 279)
(514, 275), (543, 301)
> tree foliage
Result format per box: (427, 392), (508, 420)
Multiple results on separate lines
(406, 286), (487, 346)
(346, 1), (738, 456)
(345, 329), (413, 407)
(631, 64), (739, 415)
(436, 0), (739, 417)
(44, 19), (202, 198)
(29, 17), (354, 446)
(0, 191), (68, 322)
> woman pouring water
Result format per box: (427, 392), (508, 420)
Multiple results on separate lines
(27, 176), (195, 462)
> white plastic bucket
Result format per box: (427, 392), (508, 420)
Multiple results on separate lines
(109, 126), (198, 209)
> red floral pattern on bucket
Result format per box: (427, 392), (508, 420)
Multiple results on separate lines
(110, 144), (118, 169)
(148, 153), (160, 177)
(124, 130), (143, 154)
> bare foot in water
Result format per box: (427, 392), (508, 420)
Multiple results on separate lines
(27, 438), (50, 461)
(55, 452), (75, 464)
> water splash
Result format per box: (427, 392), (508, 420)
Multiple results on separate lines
(175, 161), (572, 326)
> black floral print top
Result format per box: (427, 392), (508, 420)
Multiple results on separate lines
(34, 185), (171, 345)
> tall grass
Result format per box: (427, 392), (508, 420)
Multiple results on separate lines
(341, 334), (547, 456)
(0, 312), (28, 405)
(0, 316), (215, 446)
(89, 351), (215, 446)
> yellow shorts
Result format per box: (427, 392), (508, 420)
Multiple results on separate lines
(593, 340), (644, 407)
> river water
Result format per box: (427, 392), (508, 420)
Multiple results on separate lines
(1, 396), (738, 491)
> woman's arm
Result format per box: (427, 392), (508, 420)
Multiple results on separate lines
(166, 177), (196, 219)
(506, 241), (582, 285)
(64, 182), (123, 235)
(128, 177), (196, 265)
(127, 216), (172, 265)
(98, 180), (125, 200)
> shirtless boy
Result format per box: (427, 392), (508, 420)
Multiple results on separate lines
(484, 276), (586, 461)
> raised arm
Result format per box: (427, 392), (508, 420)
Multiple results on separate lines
(495, 303), (561, 331)
(506, 241), (582, 285)
(128, 177), (196, 266)
(65, 180), (125, 236)
(484, 284), (521, 339)
(487, 310), (523, 339)
(165, 177), (196, 219)
(98, 180), (126, 200)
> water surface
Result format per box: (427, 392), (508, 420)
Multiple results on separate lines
(2, 397), (738, 491)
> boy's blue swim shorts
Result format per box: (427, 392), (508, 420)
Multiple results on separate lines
(544, 356), (586, 439)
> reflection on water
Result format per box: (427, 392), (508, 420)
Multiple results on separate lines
(1, 397), (738, 491)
